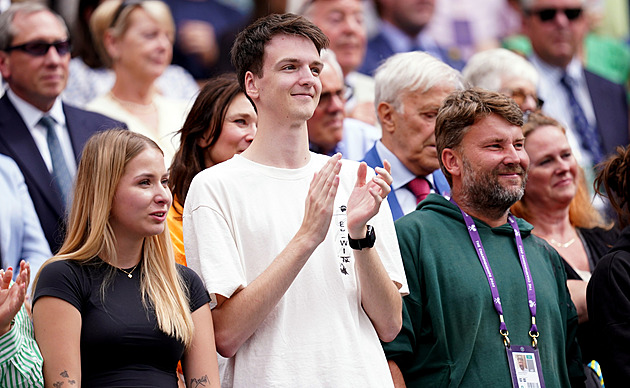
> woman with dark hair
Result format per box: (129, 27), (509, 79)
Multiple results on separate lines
(587, 146), (630, 387)
(168, 73), (257, 265)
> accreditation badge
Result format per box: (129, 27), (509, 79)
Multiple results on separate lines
(506, 345), (545, 388)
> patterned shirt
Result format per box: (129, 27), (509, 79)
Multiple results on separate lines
(0, 304), (43, 387)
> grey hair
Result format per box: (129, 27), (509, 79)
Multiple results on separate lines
(374, 51), (465, 115)
(320, 49), (344, 81)
(462, 48), (539, 91)
(0, 3), (68, 51)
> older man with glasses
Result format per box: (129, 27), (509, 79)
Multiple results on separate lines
(307, 49), (380, 161)
(0, 3), (125, 254)
(521, 0), (628, 176)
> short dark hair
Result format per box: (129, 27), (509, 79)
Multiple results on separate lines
(435, 88), (524, 185)
(230, 13), (329, 92)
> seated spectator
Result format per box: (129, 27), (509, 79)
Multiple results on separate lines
(63, 0), (199, 108)
(359, 0), (464, 77)
(587, 145), (630, 387)
(519, 0), (628, 173)
(0, 3), (126, 254)
(168, 73), (257, 266)
(32, 130), (220, 387)
(384, 88), (584, 387)
(511, 112), (617, 387)
(0, 261), (43, 387)
(307, 49), (380, 161)
(364, 51), (463, 220)
(87, 0), (190, 164)
(0, 154), (50, 292)
(302, 0), (378, 125)
(463, 48), (542, 113)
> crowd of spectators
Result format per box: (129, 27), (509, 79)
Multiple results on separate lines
(0, 0), (629, 386)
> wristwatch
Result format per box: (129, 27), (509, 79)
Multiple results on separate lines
(348, 225), (376, 250)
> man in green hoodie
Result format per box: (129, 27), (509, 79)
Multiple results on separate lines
(383, 88), (585, 387)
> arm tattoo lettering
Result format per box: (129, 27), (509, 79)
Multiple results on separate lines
(53, 382), (64, 388)
(60, 371), (69, 378)
(190, 375), (209, 388)
(69, 380), (76, 385)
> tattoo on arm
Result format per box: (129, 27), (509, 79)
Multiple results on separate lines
(55, 370), (76, 387)
(190, 375), (209, 387)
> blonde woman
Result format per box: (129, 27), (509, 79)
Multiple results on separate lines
(86, 0), (189, 164)
(32, 130), (219, 387)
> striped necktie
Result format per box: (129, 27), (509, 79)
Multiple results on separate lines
(39, 116), (72, 204)
(560, 74), (604, 164)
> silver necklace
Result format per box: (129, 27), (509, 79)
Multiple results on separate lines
(549, 237), (576, 249)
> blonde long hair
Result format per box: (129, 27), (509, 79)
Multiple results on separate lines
(34, 130), (194, 347)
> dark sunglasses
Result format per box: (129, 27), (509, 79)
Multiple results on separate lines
(110, 0), (144, 28)
(529, 8), (583, 22)
(4, 40), (71, 56)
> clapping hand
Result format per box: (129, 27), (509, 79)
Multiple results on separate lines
(0, 261), (29, 335)
(346, 160), (392, 238)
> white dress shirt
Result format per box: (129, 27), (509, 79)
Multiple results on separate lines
(7, 89), (77, 176)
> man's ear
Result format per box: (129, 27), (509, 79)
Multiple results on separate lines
(377, 101), (396, 134)
(441, 148), (462, 179)
(245, 71), (259, 100)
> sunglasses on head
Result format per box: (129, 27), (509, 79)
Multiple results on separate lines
(110, 0), (144, 28)
(4, 40), (71, 56)
(529, 8), (583, 22)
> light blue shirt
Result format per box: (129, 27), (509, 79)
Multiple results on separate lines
(375, 141), (439, 215)
(0, 154), (51, 292)
(531, 55), (597, 171)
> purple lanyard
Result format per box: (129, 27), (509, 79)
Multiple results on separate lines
(453, 200), (539, 347)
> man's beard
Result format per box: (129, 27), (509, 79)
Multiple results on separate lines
(459, 156), (527, 220)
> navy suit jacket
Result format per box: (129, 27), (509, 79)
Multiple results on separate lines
(362, 144), (450, 221)
(0, 94), (126, 253)
(359, 31), (465, 76)
(584, 70), (629, 157)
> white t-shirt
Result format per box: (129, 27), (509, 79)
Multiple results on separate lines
(184, 152), (408, 387)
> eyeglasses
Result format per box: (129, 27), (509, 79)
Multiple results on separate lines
(318, 87), (351, 107)
(110, 0), (144, 28)
(528, 8), (583, 22)
(3, 40), (71, 56)
(504, 89), (544, 110)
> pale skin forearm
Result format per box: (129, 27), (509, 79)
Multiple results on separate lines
(33, 297), (82, 388)
(354, 246), (402, 342)
(182, 305), (220, 387)
(347, 160), (401, 340)
(212, 155), (342, 358)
